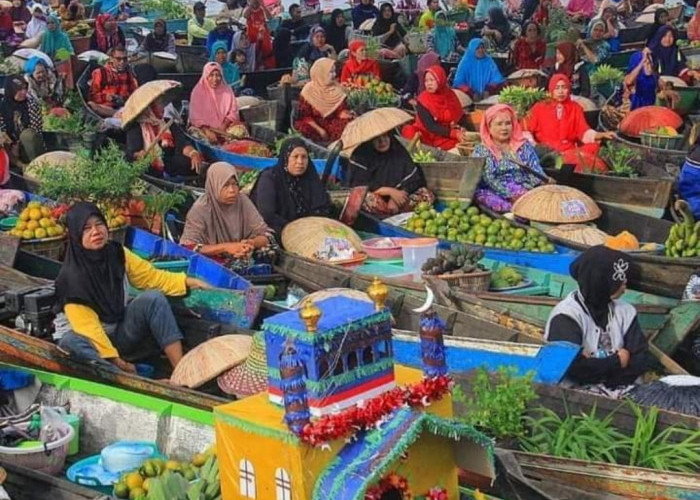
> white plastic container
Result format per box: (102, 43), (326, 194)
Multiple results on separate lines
(401, 238), (438, 271)
(0, 421), (74, 475)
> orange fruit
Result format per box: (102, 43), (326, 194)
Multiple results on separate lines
(124, 472), (143, 490)
(28, 208), (42, 221)
(39, 217), (52, 228)
(34, 228), (47, 239)
(40, 206), (51, 217)
(26, 220), (39, 231)
(19, 209), (30, 221)
(22, 230), (34, 239)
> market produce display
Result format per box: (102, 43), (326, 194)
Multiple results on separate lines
(66, 22), (92, 37)
(498, 86), (548, 118)
(590, 64), (624, 86)
(411, 145), (436, 163)
(344, 77), (399, 113)
(8, 201), (65, 240)
(404, 201), (556, 252)
(421, 245), (486, 276)
(665, 200), (700, 258)
(490, 266), (525, 289)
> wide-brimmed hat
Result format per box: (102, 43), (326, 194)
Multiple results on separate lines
(512, 185), (601, 224)
(217, 331), (267, 398)
(170, 334), (252, 388)
(120, 79), (181, 128)
(337, 107), (413, 155)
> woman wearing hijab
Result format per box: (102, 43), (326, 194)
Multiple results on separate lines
(25, 57), (64, 107)
(340, 40), (381, 83)
(545, 246), (653, 388)
(189, 62), (241, 144)
(645, 8), (669, 46)
(273, 28), (294, 69)
(472, 104), (546, 213)
(139, 18), (176, 55)
(403, 51), (440, 99)
(0, 75), (45, 163)
(25, 5), (46, 38)
(56, 202), (209, 373)
(244, 0), (274, 70)
(474, 0), (503, 20)
(453, 38), (505, 100)
(9, 0), (30, 27)
(689, 1), (700, 42)
(547, 41), (590, 97)
(294, 58), (352, 143)
(482, 7), (511, 53)
(232, 29), (256, 72)
(348, 133), (434, 217)
(325, 8), (349, 54)
(513, 21), (545, 70)
(529, 74), (614, 172)
(576, 20), (610, 76)
(678, 134), (700, 220)
(428, 11), (462, 60)
(59, 0), (86, 30)
(566, 0), (594, 22)
(402, 65), (469, 151)
(0, 4), (14, 42)
(352, 0), (379, 29)
(40, 15), (74, 60)
(181, 162), (272, 258)
(372, 3), (407, 59)
(624, 48), (658, 110)
(250, 137), (332, 236)
(649, 26), (698, 82)
(210, 40), (241, 90)
(90, 13), (126, 53)
(125, 92), (202, 177)
(297, 25), (337, 65)
(589, 7), (621, 52)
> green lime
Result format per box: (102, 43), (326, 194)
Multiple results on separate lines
(442, 209), (453, 219)
(475, 233), (486, 244)
(467, 206), (479, 216)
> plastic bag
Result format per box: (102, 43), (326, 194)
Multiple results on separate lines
(39, 406), (69, 444)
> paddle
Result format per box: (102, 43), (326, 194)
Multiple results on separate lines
(142, 118), (175, 158)
(321, 140), (342, 186)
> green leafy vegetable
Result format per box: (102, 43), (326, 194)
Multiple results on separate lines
(590, 64), (625, 85)
(600, 142), (640, 178)
(498, 86), (548, 118)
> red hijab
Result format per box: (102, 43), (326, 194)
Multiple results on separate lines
(417, 65), (464, 124)
(549, 73), (572, 102)
(344, 40), (380, 78)
(95, 14), (120, 52)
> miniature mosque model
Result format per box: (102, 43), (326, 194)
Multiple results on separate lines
(214, 278), (495, 500)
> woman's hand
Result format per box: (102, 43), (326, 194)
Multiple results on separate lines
(389, 22), (397, 34)
(202, 128), (219, 144)
(112, 357), (136, 373)
(224, 241), (254, 258)
(312, 123), (329, 141)
(595, 131), (616, 142)
(339, 109), (354, 120)
(186, 277), (212, 290)
(617, 348), (631, 369)
(189, 150), (203, 174)
(376, 187), (409, 208)
(133, 150), (146, 161)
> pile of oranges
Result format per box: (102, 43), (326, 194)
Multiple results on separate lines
(9, 201), (65, 240)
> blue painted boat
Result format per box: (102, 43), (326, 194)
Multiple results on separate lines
(355, 212), (580, 276)
(391, 333), (579, 384)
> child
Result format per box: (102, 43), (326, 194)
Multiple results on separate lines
(232, 49), (250, 95)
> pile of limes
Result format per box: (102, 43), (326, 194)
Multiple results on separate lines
(9, 201), (65, 240)
(113, 456), (203, 500)
(405, 201), (556, 253)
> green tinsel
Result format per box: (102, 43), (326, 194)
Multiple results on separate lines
(264, 311), (392, 343)
(267, 358), (395, 393)
(214, 409), (301, 445)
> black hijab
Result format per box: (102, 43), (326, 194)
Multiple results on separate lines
(273, 28), (294, 68)
(143, 18), (170, 52)
(372, 3), (404, 47)
(487, 7), (510, 39)
(325, 8), (347, 54)
(55, 202), (126, 324)
(570, 245), (631, 328)
(348, 135), (427, 193)
(1, 75), (31, 141)
(250, 138), (332, 234)
(646, 8), (668, 46)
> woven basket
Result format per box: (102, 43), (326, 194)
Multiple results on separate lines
(406, 32), (429, 53)
(512, 185), (601, 224)
(639, 132), (685, 151)
(108, 225), (128, 244)
(20, 236), (66, 260)
(545, 224), (609, 247)
(281, 216), (363, 258)
(428, 270), (492, 293)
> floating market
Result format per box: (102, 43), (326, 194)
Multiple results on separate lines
(0, 0), (699, 498)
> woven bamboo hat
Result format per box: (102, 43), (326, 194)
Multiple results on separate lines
(659, 76), (687, 88)
(236, 96), (262, 109)
(295, 288), (372, 309)
(121, 79), (182, 128)
(571, 95), (597, 111)
(453, 89), (472, 109)
(512, 185), (601, 223)
(337, 107), (413, 155)
(24, 151), (77, 182)
(545, 224), (609, 246)
(217, 331), (267, 398)
(170, 335), (252, 388)
(281, 217), (363, 258)
(507, 69), (547, 80)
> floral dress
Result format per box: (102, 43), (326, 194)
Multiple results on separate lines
(294, 96), (350, 143)
(472, 141), (544, 213)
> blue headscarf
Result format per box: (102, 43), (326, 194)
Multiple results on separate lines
(40, 15), (74, 59)
(626, 51), (658, 110)
(433, 11), (456, 59)
(209, 40), (240, 87)
(24, 56), (46, 75)
(475, 0), (503, 20)
(453, 38), (504, 94)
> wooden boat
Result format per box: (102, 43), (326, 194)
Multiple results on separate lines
(504, 450), (700, 500)
(119, 18), (188, 35)
(674, 86), (700, 116)
(544, 163), (674, 217)
(618, 22), (653, 45)
(176, 44), (207, 73)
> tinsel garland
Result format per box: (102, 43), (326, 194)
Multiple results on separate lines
(299, 375), (452, 446)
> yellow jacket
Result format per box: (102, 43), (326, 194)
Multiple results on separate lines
(188, 17), (216, 45)
(63, 248), (187, 359)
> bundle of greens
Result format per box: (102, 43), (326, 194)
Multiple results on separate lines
(498, 86), (548, 118)
(139, 0), (188, 19)
(590, 64), (624, 86)
(600, 142), (640, 177)
(545, 5), (575, 43)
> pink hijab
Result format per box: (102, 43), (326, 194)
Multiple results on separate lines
(480, 104), (527, 160)
(189, 62), (239, 129)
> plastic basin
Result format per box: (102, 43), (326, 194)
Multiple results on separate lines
(401, 238), (438, 271)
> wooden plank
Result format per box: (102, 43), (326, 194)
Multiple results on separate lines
(420, 158), (485, 201)
(0, 232), (20, 269)
(0, 460), (107, 500)
(473, 292), (670, 314)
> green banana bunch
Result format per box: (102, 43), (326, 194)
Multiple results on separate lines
(412, 148), (436, 163)
(665, 200), (700, 258)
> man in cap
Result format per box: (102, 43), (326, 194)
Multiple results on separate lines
(187, 1), (215, 45)
(206, 14), (234, 53)
(88, 45), (138, 118)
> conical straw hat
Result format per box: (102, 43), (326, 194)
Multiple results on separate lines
(546, 224), (609, 246)
(236, 96), (262, 109)
(24, 151), (77, 181)
(512, 185), (601, 223)
(453, 89), (472, 109)
(571, 95), (597, 111)
(170, 335), (252, 388)
(217, 331), (267, 398)
(281, 217), (363, 259)
(507, 69), (546, 80)
(338, 107), (413, 155)
(294, 288), (372, 309)
(121, 80), (182, 128)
